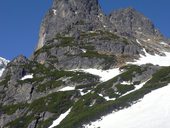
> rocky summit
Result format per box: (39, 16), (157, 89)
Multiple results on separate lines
(1, 0), (170, 128)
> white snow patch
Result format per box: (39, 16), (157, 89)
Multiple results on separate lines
(147, 38), (151, 41)
(59, 86), (75, 91)
(85, 84), (170, 128)
(98, 94), (115, 101)
(0, 68), (5, 77)
(104, 96), (116, 101)
(136, 39), (142, 45)
(52, 9), (57, 15)
(128, 49), (170, 66)
(81, 49), (87, 53)
(79, 89), (91, 96)
(49, 108), (72, 128)
(70, 68), (121, 82)
(75, 11), (78, 14)
(89, 31), (95, 33)
(121, 78), (151, 97)
(0, 57), (9, 77)
(120, 81), (132, 85)
(103, 25), (106, 28)
(138, 27), (141, 30)
(160, 41), (169, 46)
(20, 74), (33, 80)
(0, 57), (9, 65)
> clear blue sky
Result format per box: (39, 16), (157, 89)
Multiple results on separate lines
(0, 0), (169, 60)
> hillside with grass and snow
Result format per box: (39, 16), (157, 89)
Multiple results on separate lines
(0, 0), (170, 128)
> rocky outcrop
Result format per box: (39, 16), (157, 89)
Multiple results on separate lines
(109, 7), (163, 39)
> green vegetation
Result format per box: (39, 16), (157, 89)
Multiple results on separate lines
(1, 103), (26, 115)
(76, 20), (85, 25)
(4, 65), (170, 128)
(29, 91), (75, 114)
(34, 44), (55, 57)
(80, 50), (116, 69)
(54, 66), (170, 128)
(70, 72), (99, 83)
(80, 30), (120, 41)
(0, 75), (10, 87)
(37, 80), (63, 92)
(115, 84), (135, 95)
(75, 83), (98, 90)
(80, 45), (95, 51)
(55, 34), (75, 47)
(6, 115), (34, 128)
(95, 65), (144, 98)
(5, 91), (77, 128)
(56, 93), (107, 128)
(16, 61), (99, 92)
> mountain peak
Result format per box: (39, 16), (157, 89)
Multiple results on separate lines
(52, 0), (100, 15)
(122, 7), (136, 12)
(36, 0), (103, 50)
(109, 7), (162, 38)
(10, 55), (29, 65)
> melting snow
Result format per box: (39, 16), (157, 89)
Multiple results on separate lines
(136, 39), (142, 45)
(20, 74), (33, 80)
(75, 11), (78, 14)
(81, 49), (87, 53)
(104, 96), (115, 101)
(0, 68), (5, 77)
(0, 57), (9, 77)
(121, 79), (151, 97)
(79, 89), (91, 96)
(120, 81), (132, 85)
(70, 68), (121, 82)
(147, 38), (151, 41)
(0, 57), (9, 66)
(128, 49), (170, 66)
(49, 108), (72, 128)
(160, 41), (169, 46)
(52, 9), (57, 15)
(59, 86), (75, 91)
(98, 94), (116, 101)
(85, 84), (170, 128)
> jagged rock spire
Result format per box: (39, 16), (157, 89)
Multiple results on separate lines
(37, 0), (104, 50)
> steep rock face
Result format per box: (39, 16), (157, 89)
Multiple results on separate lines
(109, 7), (163, 39)
(37, 0), (110, 50)
(0, 55), (32, 105)
(35, 1), (169, 70)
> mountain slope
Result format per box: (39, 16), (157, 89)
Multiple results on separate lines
(85, 83), (170, 128)
(0, 0), (170, 128)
